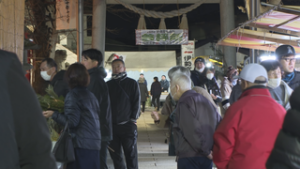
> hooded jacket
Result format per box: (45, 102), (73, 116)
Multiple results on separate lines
(268, 80), (293, 110)
(173, 90), (221, 159)
(107, 75), (141, 125)
(87, 67), (112, 141)
(213, 87), (286, 169)
(0, 50), (57, 169)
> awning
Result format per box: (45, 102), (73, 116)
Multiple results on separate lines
(218, 4), (300, 53)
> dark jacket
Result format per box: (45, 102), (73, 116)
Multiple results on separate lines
(190, 69), (207, 88)
(151, 81), (162, 97)
(205, 77), (222, 103)
(173, 90), (221, 159)
(0, 50), (57, 169)
(50, 70), (69, 98)
(285, 71), (300, 90)
(99, 66), (107, 78)
(107, 75), (141, 125)
(266, 109), (300, 169)
(52, 87), (101, 150)
(229, 81), (242, 105)
(138, 83), (149, 102)
(160, 80), (170, 92)
(137, 78), (147, 86)
(87, 67), (112, 141)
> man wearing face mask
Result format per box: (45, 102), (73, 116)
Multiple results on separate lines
(261, 60), (293, 110)
(275, 45), (300, 90)
(205, 67), (222, 105)
(191, 57), (207, 88)
(213, 64), (286, 169)
(40, 58), (69, 97)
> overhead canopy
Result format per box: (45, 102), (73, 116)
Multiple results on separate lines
(218, 4), (300, 53)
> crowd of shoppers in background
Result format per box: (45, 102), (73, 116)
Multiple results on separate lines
(2, 44), (300, 169)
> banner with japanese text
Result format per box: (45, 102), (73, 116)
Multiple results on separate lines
(181, 41), (195, 70)
(136, 29), (188, 45)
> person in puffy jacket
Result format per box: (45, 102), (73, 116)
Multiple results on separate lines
(44, 63), (101, 169)
(266, 86), (300, 169)
(151, 77), (162, 111)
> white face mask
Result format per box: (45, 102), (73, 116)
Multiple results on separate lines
(206, 73), (214, 80)
(232, 79), (238, 86)
(40, 71), (51, 81)
(196, 67), (205, 73)
(268, 78), (281, 89)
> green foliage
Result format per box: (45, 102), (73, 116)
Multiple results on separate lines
(37, 85), (65, 141)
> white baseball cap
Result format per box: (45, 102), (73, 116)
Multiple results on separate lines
(239, 64), (268, 83)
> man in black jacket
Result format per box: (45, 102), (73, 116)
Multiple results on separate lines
(40, 58), (69, 97)
(107, 59), (140, 169)
(81, 49), (113, 169)
(276, 45), (300, 90)
(190, 57), (208, 88)
(0, 50), (57, 169)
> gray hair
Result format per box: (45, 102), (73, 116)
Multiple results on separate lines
(170, 74), (191, 91)
(168, 66), (191, 80)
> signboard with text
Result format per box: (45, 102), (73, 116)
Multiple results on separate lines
(136, 29), (188, 45)
(181, 41), (195, 70)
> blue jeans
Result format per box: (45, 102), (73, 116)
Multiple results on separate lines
(178, 156), (212, 169)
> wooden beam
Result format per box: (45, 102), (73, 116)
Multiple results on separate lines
(107, 0), (220, 4)
(248, 23), (300, 37)
(274, 15), (300, 28)
(241, 32), (299, 47)
(218, 42), (277, 51)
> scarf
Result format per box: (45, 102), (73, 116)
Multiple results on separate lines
(283, 71), (295, 83)
(112, 72), (127, 80)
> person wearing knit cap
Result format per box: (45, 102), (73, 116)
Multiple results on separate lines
(275, 45), (300, 90)
(190, 57), (207, 88)
(266, 86), (300, 168)
(221, 66), (238, 111)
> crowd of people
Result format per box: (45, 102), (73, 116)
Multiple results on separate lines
(1, 44), (300, 169)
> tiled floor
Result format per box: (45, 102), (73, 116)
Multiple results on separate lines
(106, 107), (177, 169)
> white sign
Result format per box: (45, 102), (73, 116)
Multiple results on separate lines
(181, 41), (195, 70)
(56, 0), (76, 30)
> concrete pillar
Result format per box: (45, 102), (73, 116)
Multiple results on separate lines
(220, 0), (236, 68)
(92, 0), (107, 66)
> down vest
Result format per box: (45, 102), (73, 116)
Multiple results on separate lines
(52, 87), (101, 150)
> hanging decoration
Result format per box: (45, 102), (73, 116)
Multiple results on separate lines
(114, 0), (207, 30)
(159, 18), (166, 30)
(179, 14), (188, 30)
(137, 15), (147, 29)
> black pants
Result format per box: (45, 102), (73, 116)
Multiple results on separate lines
(109, 122), (138, 169)
(152, 95), (161, 110)
(141, 101), (145, 112)
(67, 148), (100, 169)
(100, 141), (109, 169)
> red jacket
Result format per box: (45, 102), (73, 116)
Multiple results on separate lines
(213, 87), (286, 169)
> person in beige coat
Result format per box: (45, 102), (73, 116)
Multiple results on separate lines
(221, 66), (238, 113)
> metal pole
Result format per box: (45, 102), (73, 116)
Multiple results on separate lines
(77, 0), (84, 62)
(250, 0), (255, 63)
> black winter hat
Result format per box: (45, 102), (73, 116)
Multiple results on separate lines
(194, 57), (205, 64)
(275, 45), (296, 60)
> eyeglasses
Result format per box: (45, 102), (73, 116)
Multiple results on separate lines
(282, 58), (296, 62)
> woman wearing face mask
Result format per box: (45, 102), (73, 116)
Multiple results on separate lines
(221, 66), (238, 112)
(261, 60), (293, 110)
(205, 67), (222, 105)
